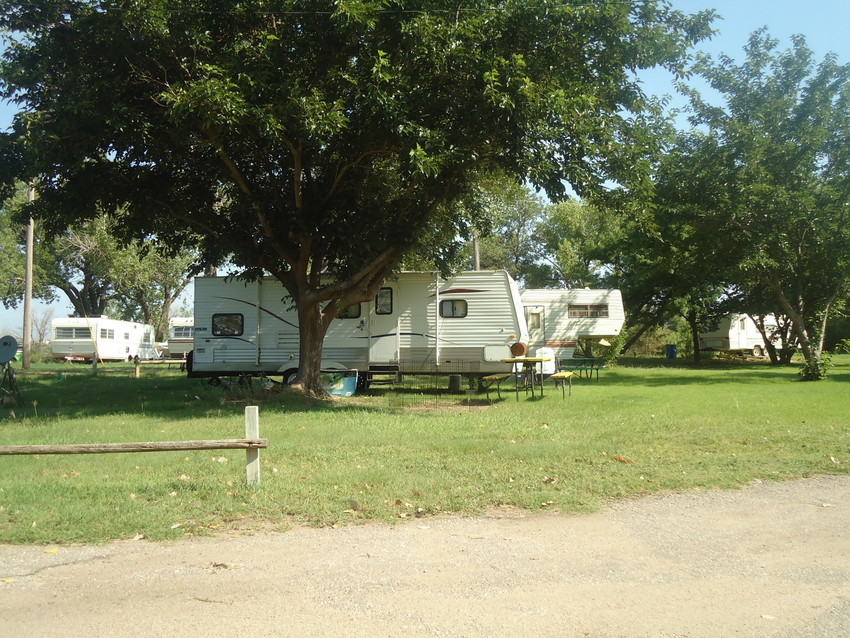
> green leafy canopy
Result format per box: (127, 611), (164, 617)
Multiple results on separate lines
(0, 0), (715, 392)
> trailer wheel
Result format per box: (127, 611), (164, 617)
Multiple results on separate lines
(752, 345), (764, 357)
(208, 376), (222, 386)
(282, 368), (299, 385)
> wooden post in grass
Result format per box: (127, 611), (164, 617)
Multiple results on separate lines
(245, 405), (261, 486)
(0, 406), (266, 486)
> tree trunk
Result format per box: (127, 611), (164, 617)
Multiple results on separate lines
(763, 272), (819, 367)
(681, 308), (702, 363)
(619, 322), (652, 355)
(750, 315), (780, 365)
(690, 321), (702, 363)
(814, 289), (839, 354)
(292, 300), (332, 397)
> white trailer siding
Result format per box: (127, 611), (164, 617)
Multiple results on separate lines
(395, 270), (528, 372)
(165, 317), (195, 359)
(51, 317), (158, 362)
(520, 288), (625, 360)
(699, 314), (781, 356)
(190, 270), (529, 378)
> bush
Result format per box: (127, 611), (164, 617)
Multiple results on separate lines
(834, 338), (850, 354)
(799, 353), (832, 381)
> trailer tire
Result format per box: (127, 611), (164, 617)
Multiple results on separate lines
(282, 368), (299, 385)
(752, 345), (764, 357)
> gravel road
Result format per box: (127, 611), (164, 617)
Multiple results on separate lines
(2, 474), (848, 637)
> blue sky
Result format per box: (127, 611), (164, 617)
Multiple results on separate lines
(639, 1), (850, 110)
(2, 0), (850, 336)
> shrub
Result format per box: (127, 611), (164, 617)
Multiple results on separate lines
(834, 338), (850, 354)
(799, 353), (832, 381)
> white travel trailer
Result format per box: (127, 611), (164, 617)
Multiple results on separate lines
(699, 314), (781, 357)
(51, 316), (158, 362)
(188, 270), (530, 384)
(165, 317), (195, 359)
(520, 288), (626, 362)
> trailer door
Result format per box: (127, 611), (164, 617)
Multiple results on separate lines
(369, 285), (399, 364)
(524, 304), (546, 350)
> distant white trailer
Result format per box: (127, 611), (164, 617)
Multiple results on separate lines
(699, 314), (781, 357)
(188, 270), (530, 383)
(165, 317), (194, 359)
(51, 316), (158, 362)
(520, 288), (626, 362)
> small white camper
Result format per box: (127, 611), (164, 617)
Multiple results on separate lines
(520, 288), (626, 362)
(699, 314), (781, 357)
(188, 270), (530, 384)
(165, 317), (194, 359)
(51, 316), (158, 362)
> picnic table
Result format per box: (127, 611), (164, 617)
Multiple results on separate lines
(558, 357), (606, 380)
(501, 356), (553, 399)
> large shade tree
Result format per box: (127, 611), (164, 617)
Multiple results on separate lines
(665, 30), (850, 378)
(1, 186), (197, 334)
(466, 177), (547, 286)
(0, 1), (715, 394)
(535, 199), (624, 289)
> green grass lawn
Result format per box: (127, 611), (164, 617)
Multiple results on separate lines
(1, 357), (848, 544)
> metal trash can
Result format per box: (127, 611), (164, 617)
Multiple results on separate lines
(665, 344), (678, 359)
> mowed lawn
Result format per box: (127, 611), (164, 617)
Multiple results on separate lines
(1, 357), (848, 544)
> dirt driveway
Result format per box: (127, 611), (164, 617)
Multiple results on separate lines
(2, 475), (848, 637)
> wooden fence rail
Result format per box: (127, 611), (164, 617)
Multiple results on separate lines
(0, 439), (268, 455)
(0, 406), (267, 485)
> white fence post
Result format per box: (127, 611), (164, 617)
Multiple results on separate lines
(245, 405), (261, 486)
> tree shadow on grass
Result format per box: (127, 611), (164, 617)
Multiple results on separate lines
(3, 366), (251, 421)
(5, 360), (845, 422)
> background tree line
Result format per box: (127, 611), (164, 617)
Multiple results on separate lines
(1, 2), (847, 385)
(1, 186), (198, 342)
(452, 30), (850, 379)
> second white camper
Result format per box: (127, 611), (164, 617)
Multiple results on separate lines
(51, 316), (158, 362)
(164, 317), (195, 359)
(189, 270), (530, 383)
(521, 288), (625, 362)
(699, 314), (781, 357)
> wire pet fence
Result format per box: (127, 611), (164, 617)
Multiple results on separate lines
(362, 360), (495, 409)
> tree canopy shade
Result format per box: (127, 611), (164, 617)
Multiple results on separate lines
(0, 0), (715, 393)
(659, 30), (850, 378)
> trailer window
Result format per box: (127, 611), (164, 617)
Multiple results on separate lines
(212, 313), (244, 336)
(568, 304), (608, 318)
(171, 326), (194, 339)
(337, 303), (361, 319)
(376, 288), (393, 315)
(526, 309), (542, 330)
(55, 327), (91, 339)
(100, 328), (115, 339)
(440, 299), (468, 318)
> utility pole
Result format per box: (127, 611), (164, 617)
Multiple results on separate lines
(22, 184), (35, 369)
